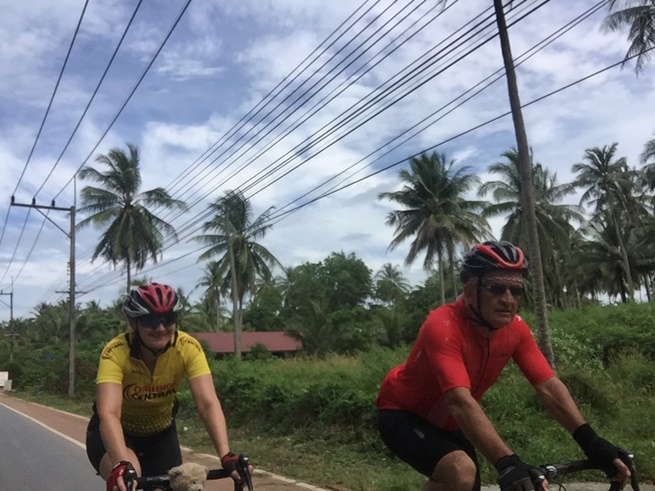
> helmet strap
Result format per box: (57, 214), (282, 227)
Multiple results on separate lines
(470, 274), (500, 332)
(132, 329), (172, 358)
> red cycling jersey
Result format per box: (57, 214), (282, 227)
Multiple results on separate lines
(375, 296), (554, 430)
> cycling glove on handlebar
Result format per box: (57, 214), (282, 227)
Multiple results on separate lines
(573, 423), (622, 476)
(221, 452), (240, 473)
(107, 461), (137, 491)
(496, 454), (545, 491)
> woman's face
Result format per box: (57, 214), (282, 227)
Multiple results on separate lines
(135, 314), (177, 352)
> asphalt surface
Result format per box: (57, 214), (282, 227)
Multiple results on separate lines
(0, 391), (652, 491)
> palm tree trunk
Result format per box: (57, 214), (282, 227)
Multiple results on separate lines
(493, 0), (554, 366)
(126, 257), (131, 294)
(227, 239), (241, 359)
(437, 251), (446, 305)
(610, 212), (634, 300)
(448, 244), (458, 300)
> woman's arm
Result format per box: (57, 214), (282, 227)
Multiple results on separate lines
(96, 382), (138, 475)
(188, 373), (231, 459)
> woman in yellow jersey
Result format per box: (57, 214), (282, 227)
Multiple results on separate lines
(86, 283), (252, 491)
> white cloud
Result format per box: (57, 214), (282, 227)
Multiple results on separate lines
(1, 0), (654, 320)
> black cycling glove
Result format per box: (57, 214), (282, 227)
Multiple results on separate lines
(221, 451), (240, 473)
(496, 454), (545, 491)
(573, 423), (622, 476)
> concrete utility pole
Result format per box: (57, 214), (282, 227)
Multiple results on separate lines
(0, 289), (13, 322)
(0, 286), (14, 362)
(10, 197), (77, 397)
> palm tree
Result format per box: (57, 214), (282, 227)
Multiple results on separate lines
(488, 0), (556, 365)
(195, 261), (224, 331)
(193, 190), (281, 359)
(572, 144), (637, 299)
(374, 263), (411, 307)
(640, 132), (655, 191)
(77, 143), (187, 292)
(603, 0), (655, 74)
(479, 149), (584, 310)
(379, 151), (490, 305)
(436, 0), (554, 364)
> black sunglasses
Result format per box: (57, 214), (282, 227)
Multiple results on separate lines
(138, 314), (177, 328)
(482, 283), (525, 298)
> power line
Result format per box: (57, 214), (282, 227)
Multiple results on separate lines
(52, 0), (195, 201)
(73, 3), (627, 297)
(70, 0), (548, 294)
(0, 0), (89, 252)
(33, 0), (145, 198)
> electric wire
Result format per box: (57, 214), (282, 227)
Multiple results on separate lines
(144, 0), (514, 242)
(158, 0), (407, 211)
(69, 2), (618, 297)
(69, 0), (444, 269)
(0, 0), (145, 290)
(68, 0), (548, 294)
(33, 0), (145, 198)
(0, 0), (89, 287)
(161, 0), (379, 198)
(163, 0), (452, 219)
(51, 0), (194, 202)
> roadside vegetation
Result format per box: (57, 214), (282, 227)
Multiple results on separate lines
(6, 302), (655, 490)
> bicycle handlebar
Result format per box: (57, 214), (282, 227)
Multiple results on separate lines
(135, 454), (253, 491)
(535, 452), (640, 491)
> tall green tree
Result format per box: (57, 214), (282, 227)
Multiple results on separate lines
(193, 190), (280, 358)
(604, 0), (655, 74)
(572, 144), (636, 299)
(195, 261), (224, 332)
(434, 0), (554, 364)
(379, 151), (489, 305)
(374, 263), (411, 307)
(641, 132), (655, 191)
(77, 143), (187, 292)
(480, 150), (584, 309)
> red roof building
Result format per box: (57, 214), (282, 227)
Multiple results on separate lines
(191, 331), (302, 356)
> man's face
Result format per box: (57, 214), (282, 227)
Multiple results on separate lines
(465, 274), (524, 329)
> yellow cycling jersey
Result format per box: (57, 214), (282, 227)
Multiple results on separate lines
(96, 330), (211, 437)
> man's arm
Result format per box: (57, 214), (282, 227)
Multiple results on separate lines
(444, 386), (513, 464)
(535, 376), (631, 485)
(534, 376), (586, 433)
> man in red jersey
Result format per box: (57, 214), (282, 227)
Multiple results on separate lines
(376, 241), (631, 491)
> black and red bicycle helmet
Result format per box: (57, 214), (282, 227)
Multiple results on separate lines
(123, 283), (182, 318)
(460, 241), (528, 282)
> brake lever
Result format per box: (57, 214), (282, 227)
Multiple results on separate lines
(234, 454), (253, 491)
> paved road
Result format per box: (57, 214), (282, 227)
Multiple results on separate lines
(0, 392), (329, 491)
(1, 392), (652, 491)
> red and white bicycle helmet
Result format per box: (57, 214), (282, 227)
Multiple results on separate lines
(123, 283), (183, 318)
(460, 241), (528, 282)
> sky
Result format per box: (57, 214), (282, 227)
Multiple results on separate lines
(0, 0), (654, 321)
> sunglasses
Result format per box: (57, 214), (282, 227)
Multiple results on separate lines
(482, 283), (525, 298)
(138, 314), (177, 328)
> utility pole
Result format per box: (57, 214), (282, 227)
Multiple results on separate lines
(0, 286), (14, 362)
(0, 289), (13, 322)
(11, 197), (77, 397)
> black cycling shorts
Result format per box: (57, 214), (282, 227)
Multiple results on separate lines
(377, 409), (480, 488)
(86, 411), (183, 477)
